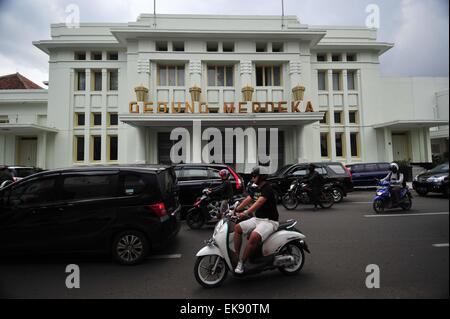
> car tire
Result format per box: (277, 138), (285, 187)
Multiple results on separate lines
(331, 187), (344, 203)
(112, 230), (149, 265)
(416, 188), (428, 197)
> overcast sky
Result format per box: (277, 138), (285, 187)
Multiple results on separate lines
(0, 0), (448, 87)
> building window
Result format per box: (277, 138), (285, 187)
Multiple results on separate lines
(157, 65), (185, 86)
(223, 42), (235, 52)
(107, 52), (118, 60)
(320, 111), (329, 124)
(0, 115), (9, 124)
(317, 54), (327, 62)
(320, 133), (329, 158)
(75, 113), (85, 127)
(108, 112), (118, 126)
(332, 71), (342, 91)
(75, 52), (86, 60)
(256, 42), (268, 52)
(350, 133), (359, 157)
(207, 65), (234, 87)
(74, 136), (85, 162)
(91, 52), (102, 60)
(318, 71), (327, 91)
(335, 133), (345, 157)
(207, 41), (219, 52)
(347, 53), (357, 62)
(156, 41), (168, 51)
(349, 110), (358, 124)
(334, 111), (343, 124)
(108, 70), (118, 91)
(347, 70), (356, 90)
(173, 41), (185, 52)
(91, 113), (102, 126)
(108, 135), (118, 161)
(256, 65), (282, 87)
(76, 71), (86, 91)
(272, 42), (284, 52)
(91, 70), (102, 91)
(91, 136), (102, 162)
(332, 54), (342, 62)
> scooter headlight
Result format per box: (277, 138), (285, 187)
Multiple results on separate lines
(376, 191), (383, 196)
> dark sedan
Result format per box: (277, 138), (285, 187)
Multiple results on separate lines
(413, 163), (449, 197)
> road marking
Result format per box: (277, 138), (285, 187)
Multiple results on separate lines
(365, 212), (449, 218)
(148, 254), (182, 259)
(432, 243), (449, 248)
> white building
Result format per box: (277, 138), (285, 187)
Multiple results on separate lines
(0, 14), (448, 172)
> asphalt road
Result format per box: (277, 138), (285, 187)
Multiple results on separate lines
(0, 190), (448, 299)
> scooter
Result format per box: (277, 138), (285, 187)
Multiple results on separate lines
(193, 207), (310, 288)
(372, 180), (413, 214)
(186, 188), (245, 229)
(281, 179), (334, 210)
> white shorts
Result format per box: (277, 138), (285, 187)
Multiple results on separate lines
(239, 217), (279, 242)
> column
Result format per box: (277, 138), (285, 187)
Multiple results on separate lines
(328, 70), (336, 161)
(135, 126), (146, 164)
(424, 128), (433, 163)
(85, 69), (91, 164)
(101, 69), (108, 163)
(384, 128), (393, 162)
(37, 132), (47, 169)
(342, 70), (352, 162)
(296, 126), (306, 163)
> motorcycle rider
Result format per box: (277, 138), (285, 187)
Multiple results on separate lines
(301, 164), (324, 210)
(206, 169), (233, 218)
(233, 166), (279, 274)
(381, 162), (405, 205)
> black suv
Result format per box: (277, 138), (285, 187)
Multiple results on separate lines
(0, 165), (180, 265)
(413, 163), (449, 198)
(269, 162), (354, 203)
(174, 164), (244, 218)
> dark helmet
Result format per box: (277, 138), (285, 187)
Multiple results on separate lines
(308, 163), (316, 172)
(389, 163), (399, 173)
(251, 166), (268, 182)
(219, 169), (230, 179)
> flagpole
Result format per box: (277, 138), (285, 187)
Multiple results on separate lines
(281, 0), (285, 29)
(153, 0), (157, 28)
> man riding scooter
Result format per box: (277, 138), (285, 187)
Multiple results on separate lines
(233, 166), (279, 274)
(206, 169), (233, 219)
(381, 163), (405, 205)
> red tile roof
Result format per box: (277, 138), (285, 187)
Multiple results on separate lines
(0, 73), (43, 90)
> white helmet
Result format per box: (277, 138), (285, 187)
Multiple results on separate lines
(390, 163), (399, 173)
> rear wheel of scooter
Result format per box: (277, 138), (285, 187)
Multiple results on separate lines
(278, 243), (305, 276)
(319, 191), (334, 209)
(194, 255), (228, 288)
(373, 199), (385, 214)
(282, 193), (298, 210)
(401, 196), (412, 211)
(186, 208), (205, 229)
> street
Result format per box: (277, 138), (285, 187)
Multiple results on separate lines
(0, 190), (448, 299)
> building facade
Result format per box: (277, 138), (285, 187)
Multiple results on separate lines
(1, 15), (449, 172)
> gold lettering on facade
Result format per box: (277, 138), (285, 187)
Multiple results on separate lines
(305, 101), (314, 112)
(224, 103), (235, 113)
(129, 102), (139, 113)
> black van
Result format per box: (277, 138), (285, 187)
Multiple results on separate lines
(346, 163), (391, 187)
(0, 165), (180, 265)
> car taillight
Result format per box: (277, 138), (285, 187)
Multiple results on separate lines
(228, 166), (242, 190)
(149, 202), (167, 217)
(344, 166), (352, 182)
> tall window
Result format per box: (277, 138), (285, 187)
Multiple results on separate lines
(334, 111), (343, 124)
(108, 70), (118, 91)
(256, 65), (281, 87)
(335, 133), (345, 157)
(91, 113), (102, 126)
(91, 136), (102, 162)
(92, 70), (102, 91)
(75, 136), (85, 162)
(349, 111), (358, 124)
(320, 133), (329, 158)
(158, 65), (185, 86)
(332, 71), (342, 91)
(75, 113), (85, 127)
(108, 112), (118, 126)
(108, 135), (118, 161)
(318, 71), (327, 91)
(76, 71), (86, 91)
(350, 133), (359, 157)
(207, 65), (234, 87)
(347, 70), (356, 90)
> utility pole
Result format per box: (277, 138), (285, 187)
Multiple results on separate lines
(281, 0), (285, 29)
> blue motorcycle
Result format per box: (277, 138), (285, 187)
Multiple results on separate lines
(373, 180), (413, 214)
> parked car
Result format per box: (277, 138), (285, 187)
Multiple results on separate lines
(413, 163), (449, 198)
(346, 162), (391, 187)
(0, 165), (180, 265)
(269, 162), (353, 203)
(174, 164), (244, 218)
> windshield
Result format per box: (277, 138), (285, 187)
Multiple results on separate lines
(271, 164), (292, 177)
(429, 163), (449, 174)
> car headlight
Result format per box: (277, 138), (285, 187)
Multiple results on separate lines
(427, 176), (446, 183)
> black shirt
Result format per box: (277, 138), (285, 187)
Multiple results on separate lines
(252, 182), (279, 221)
(210, 180), (233, 200)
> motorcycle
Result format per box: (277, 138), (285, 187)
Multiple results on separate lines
(281, 179), (334, 210)
(186, 188), (245, 229)
(372, 180), (413, 214)
(193, 207), (310, 288)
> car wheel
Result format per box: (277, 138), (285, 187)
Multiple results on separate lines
(112, 231), (149, 265)
(331, 187), (344, 203)
(415, 187), (428, 197)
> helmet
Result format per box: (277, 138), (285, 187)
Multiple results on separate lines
(390, 163), (399, 173)
(251, 166), (267, 182)
(219, 169), (230, 179)
(308, 163), (316, 172)
(246, 181), (258, 197)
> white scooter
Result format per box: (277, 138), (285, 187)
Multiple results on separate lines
(194, 206), (310, 288)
